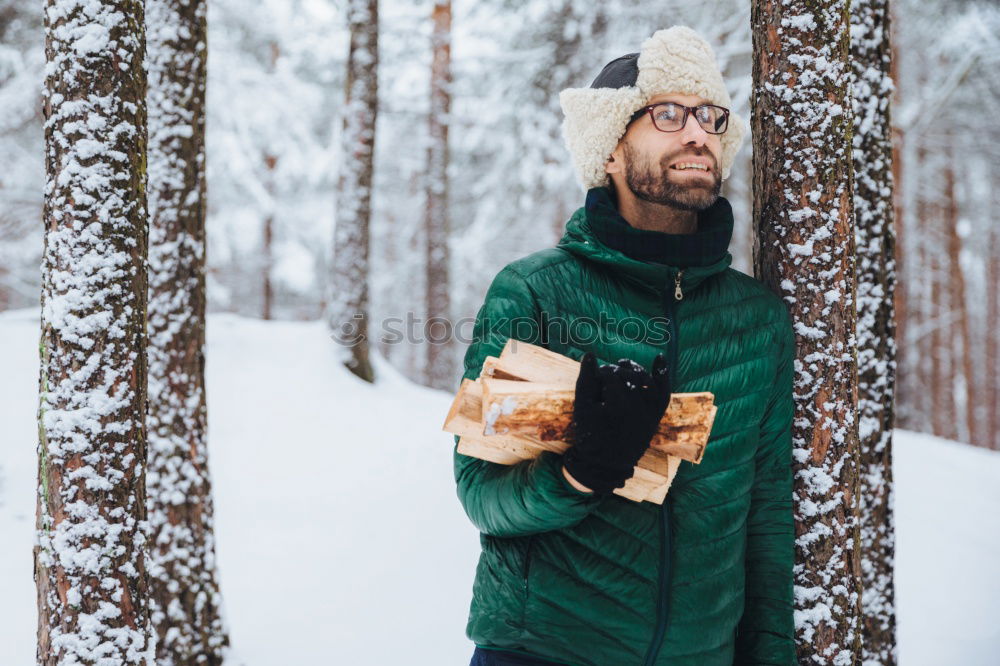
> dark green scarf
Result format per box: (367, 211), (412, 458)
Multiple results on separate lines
(584, 185), (734, 268)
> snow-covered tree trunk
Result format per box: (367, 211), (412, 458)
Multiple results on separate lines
(145, 0), (229, 663)
(751, 1), (863, 662)
(425, 0), (452, 391)
(850, 0), (898, 659)
(36, 1), (154, 663)
(329, 0), (378, 383)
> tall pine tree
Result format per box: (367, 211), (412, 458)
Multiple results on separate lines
(425, 0), (453, 391)
(146, 0), (229, 662)
(37, 0), (154, 662)
(329, 0), (379, 383)
(850, 0), (899, 660)
(751, 0), (863, 661)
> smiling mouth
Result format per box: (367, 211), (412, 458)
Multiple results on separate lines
(669, 162), (711, 173)
(669, 166), (713, 178)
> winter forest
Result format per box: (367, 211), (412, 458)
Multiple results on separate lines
(0, 0), (998, 664)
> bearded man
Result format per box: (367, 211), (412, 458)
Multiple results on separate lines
(454, 25), (797, 666)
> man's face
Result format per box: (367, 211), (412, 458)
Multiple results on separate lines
(607, 93), (724, 212)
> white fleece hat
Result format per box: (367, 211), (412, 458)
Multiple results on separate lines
(559, 26), (746, 191)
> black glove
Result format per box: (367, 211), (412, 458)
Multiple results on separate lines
(563, 352), (672, 495)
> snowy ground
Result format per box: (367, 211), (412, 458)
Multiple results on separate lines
(1, 310), (998, 664)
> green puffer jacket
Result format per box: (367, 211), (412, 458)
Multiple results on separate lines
(454, 186), (796, 666)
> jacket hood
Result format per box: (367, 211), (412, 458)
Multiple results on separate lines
(556, 186), (734, 294)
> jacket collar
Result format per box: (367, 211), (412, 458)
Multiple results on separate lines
(556, 186), (734, 294)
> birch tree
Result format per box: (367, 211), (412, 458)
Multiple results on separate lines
(146, 0), (229, 662)
(36, 0), (154, 662)
(751, 0), (862, 662)
(851, 0), (898, 660)
(425, 0), (452, 390)
(329, 0), (378, 383)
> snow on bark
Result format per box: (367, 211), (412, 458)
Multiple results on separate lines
(328, 0), (378, 383)
(850, 0), (899, 662)
(145, 0), (229, 663)
(37, 0), (154, 663)
(751, 0), (863, 663)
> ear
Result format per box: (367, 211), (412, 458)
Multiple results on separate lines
(604, 144), (624, 175)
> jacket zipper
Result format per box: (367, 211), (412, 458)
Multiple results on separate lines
(642, 268), (682, 666)
(521, 535), (535, 628)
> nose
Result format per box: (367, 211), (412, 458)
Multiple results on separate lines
(678, 112), (709, 146)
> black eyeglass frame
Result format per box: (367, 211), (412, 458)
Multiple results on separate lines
(628, 102), (731, 135)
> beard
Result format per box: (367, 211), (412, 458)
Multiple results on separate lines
(622, 140), (721, 212)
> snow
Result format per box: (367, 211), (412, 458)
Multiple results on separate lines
(893, 431), (1000, 665)
(2, 310), (999, 664)
(483, 396), (516, 436)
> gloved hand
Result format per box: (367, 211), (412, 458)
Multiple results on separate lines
(563, 352), (672, 495)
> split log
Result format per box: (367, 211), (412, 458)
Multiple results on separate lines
(481, 355), (524, 381)
(496, 340), (580, 384)
(647, 456), (683, 504)
(445, 379), (567, 456)
(480, 377), (713, 463)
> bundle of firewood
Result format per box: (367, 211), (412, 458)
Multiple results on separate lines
(443, 339), (718, 504)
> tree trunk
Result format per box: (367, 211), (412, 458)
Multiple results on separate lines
(263, 210), (274, 320)
(751, 1), (862, 662)
(0, 264), (8, 311)
(262, 150), (277, 322)
(914, 140), (935, 434)
(37, 1), (154, 662)
(929, 243), (947, 436)
(850, 0), (898, 659)
(943, 141), (975, 446)
(262, 41), (279, 322)
(988, 200), (999, 450)
(889, 3), (910, 432)
(933, 134), (959, 443)
(146, 0), (230, 662)
(425, 0), (452, 390)
(329, 0), (378, 383)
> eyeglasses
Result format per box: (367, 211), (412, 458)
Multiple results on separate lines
(629, 102), (730, 135)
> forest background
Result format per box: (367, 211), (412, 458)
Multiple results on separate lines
(2, 0), (997, 448)
(1, 0), (999, 663)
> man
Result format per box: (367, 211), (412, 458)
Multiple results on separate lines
(454, 26), (796, 666)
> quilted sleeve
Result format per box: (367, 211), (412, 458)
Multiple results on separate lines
(453, 265), (602, 538)
(735, 310), (797, 665)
